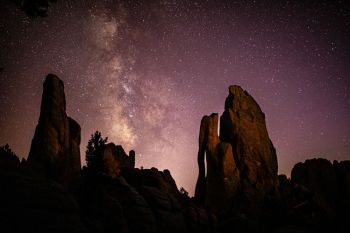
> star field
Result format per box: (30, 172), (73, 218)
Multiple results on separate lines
(0, 0), (349, 194)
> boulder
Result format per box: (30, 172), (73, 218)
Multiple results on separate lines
(28, 74), (81, 184)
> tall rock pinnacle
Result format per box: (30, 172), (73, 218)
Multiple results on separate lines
(220, 85), (278, 194)
(28, 74), (81, 184)
(195, 85), (278, 215)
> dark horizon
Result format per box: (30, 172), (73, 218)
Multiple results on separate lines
(1, 0), (349, 195)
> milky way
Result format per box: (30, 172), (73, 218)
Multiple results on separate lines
(1, 0), (349, 194)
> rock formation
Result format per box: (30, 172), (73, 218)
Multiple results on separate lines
(291, 159), (338, 219)
(195, 85), (278, 215)
(220, 85), (278, 194)
(99, 143), (135, 177)
(76, 166), (216, 233)
(2, 76), (350, 233)
(290, 158), (350, 229)
(195, 114), (240, 214)
(334, 160), (350, 209)
(28, 74), (81, 184)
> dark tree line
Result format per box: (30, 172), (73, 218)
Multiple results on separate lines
(0, 143), (20, 168)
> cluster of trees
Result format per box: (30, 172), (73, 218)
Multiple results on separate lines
(84, 131), (108, 174)
(0, 143), (17, 158)
(0, 143), (20, 168)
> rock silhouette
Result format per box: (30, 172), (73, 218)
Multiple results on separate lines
(28, 74), (81, 184)
(220, 85), (278, 193)
(0, 75), (349, 233)
(195, 113), (239, 214)
(1, 74), (216, 233)
(288, 158), (350, 231)
(195, 85), (278, 215)
(98, 143), (136, 177)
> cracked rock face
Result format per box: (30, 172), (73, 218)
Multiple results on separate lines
(28, 74), (81, 184)
(195, 85), (278, 214)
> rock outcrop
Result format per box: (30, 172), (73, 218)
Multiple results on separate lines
(289, 158), (350, 230)
(220, 85), (278, 194)
(334, 160), (350, 210)
(2, 76), (350, 233)
(195, 114), (240, 214)
(99, 143), (136, 178)
(78, 167), (216, 233)
(28, 74), (81, 184)
(291, 158), (338, 220)
(195, 85), (278, 215)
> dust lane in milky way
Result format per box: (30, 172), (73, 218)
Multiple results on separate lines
(0, 0), (349, 194)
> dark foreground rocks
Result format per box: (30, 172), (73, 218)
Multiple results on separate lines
(78, 168), (217, 233)
(0, 163), (216, 233)
(279, 158), (350, 232)
(0, 169), (87, 233)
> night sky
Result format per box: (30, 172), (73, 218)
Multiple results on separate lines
(0, 0), (349, 194)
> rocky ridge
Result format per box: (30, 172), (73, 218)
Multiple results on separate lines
(1, 74), (214, 233)
(0, 74), (349, 233)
